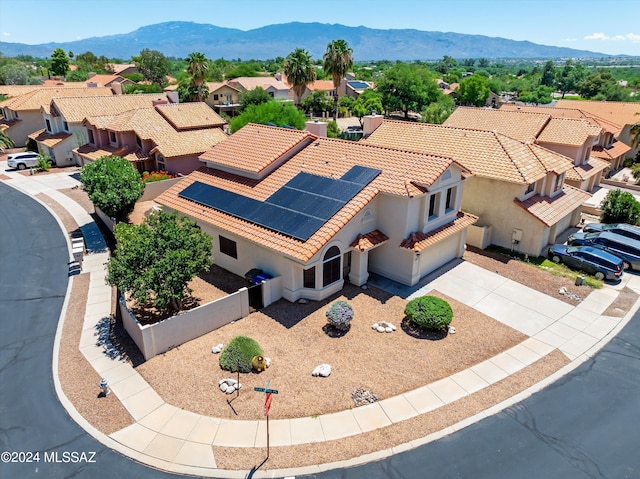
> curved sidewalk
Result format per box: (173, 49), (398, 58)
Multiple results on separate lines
(6, 169), (640, 478)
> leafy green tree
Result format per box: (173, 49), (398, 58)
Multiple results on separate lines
(600, 189), (640, 225)
(630, 115), (640, 150)
(351, 88), (383, 127)
(435, 55), (458, 74)
(80, 155), (145, 223)
(478, 58), (490, 68)
(239, 86), (273, 111)
(323, 39), (353, 119)
(229, 100), (307, 133)
(421, 94), (456, 124)
(123, 83), (163, 94)
(133, 49), (170, 87)
(186, 52), (209, 102)
(301, 90), (333, 116)
(456, 74), (491, 107)
(107, 210), (213, 312)
(376, 63), (440, 119)
(555, 59), (581, 98)
(50, 48), (69, 76)
(577, 70), (627, 100)
(35, 152), (52, 172)
(326, 120), (340, 138)
(0, 63), (38, 85)
(0, 129), (15, 151)
(282, 48), (316, 105)
(540, 60), (555, 87)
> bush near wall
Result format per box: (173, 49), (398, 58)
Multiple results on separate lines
(404, 296), (453, 330)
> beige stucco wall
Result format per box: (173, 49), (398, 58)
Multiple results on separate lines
(6, 110), (44, 147)
(206, 86), (239, 107)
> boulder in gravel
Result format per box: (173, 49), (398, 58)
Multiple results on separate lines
(219, 378), (241, 394)
(212, 343), (224, 354)
(371, 321), (396, 333)
(312, 364), (332, 377)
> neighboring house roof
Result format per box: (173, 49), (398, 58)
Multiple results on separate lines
(27, 128), (72, 147)
(207, 82), (241, 93)
(75, 143), (151, 164)
(158, 131), (468, 262)
(84, 104), (228, 158)
(108, 63), (137, 75)
(86, 74), (132, 86)
(591, 141), (632, 161)
(200, 123), (316, 178)
(0, 87), (114, 111)
(306, 80), (336, 92)
(350, 230), (389, 252)
(400, 211), (478, 252)
(536, 117), (602, 147)
(155, 102), (226, 129)
(565, 157), (611, 182)
(554, 99), (640, 128)
(227, 76), (290, 92)
(515, 185), (591, 226)
(444, 107), (550, 142)
(50, 94), (172, 122)
(500, 103), (623, 135)
(363, 120), (573, 185)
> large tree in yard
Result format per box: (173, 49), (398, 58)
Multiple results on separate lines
(282, 48), (316, 105)
(376, 63), (440, 119)
(457, 74), (491, 107)
(323, 39), (353, 119)
(133, 49), (170, 87)
(107, 210), (213, 313)
(600, 189), (640, 225)
(50, 48), (70, 77)
(80, 155), (145, 223)
(229, 100), (306, 133)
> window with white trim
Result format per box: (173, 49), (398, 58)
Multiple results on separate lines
(322, 246), (341, 287)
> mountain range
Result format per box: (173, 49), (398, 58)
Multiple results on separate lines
(0, 21), (614, 61)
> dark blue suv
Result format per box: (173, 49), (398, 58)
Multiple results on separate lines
(548, 244), (623, 281)
(568, 231), (640, 271)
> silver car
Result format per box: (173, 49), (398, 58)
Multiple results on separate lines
(7, 151), (40, 170)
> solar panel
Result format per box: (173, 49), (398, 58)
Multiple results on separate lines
(178, 165), (381, 241)
(348, 81), (370, 89)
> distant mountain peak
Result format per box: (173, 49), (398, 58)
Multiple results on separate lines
(0, 21), (608, 60)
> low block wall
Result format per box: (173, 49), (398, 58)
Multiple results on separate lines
(95, 206), (115, 233)
(140, 177), (183, 202)
(467, 224), (493, 250)
(120, 287), (250, 360)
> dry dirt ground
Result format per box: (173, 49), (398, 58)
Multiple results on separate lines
(40, 185), (636, 470)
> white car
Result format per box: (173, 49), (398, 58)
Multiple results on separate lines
(7, 151), (40, 170)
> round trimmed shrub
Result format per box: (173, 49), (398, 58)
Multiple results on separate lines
(219, 335), (264, 373)
(404, 296), (453, 330)
(325, 300), (354, 331)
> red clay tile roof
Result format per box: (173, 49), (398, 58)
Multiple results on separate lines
(75, 144), (150, 163)
(515, 185), (591, 226)
(555, 99), (640, 127)
(155, 102), (226, 129)
(591, 141), (632, 161)
(27, 128), (72, 147)
(536, 118), (602, 146)
(0, 87), (114, 112)
(566, 157), (610, 182)
(350, 230), (389, 251)
(444, 107), (550, 142)
(199, 123), (316, 177)
(364, 120), (573, 184)
(400, 212), (478, 252)
(158, 128), (468, 262)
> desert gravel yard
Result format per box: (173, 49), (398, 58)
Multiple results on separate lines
(41, 184), (636, 469)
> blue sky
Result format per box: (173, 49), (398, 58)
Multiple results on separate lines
(1, 0), (639, 56)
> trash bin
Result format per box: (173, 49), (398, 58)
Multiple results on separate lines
(254, 272), (272, 283)
(245, 268), (263, 285)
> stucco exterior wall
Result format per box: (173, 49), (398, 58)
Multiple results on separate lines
(6, 110), (44, 147)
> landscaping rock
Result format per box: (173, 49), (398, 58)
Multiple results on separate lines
(352, 387), (378, 406)
(211, 343), (224, 354)
(312, 364), (332, 377)
(219, 378), (241, 394)
(372, 321), (396, 333)
(448, 325), (456, 334)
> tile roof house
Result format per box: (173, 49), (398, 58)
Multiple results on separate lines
(500, 103), (632, 171)
(445, 107), (610, 191)
(204, 81), (241, 116)
(227, 76), (292, 102)
(31, 93), (177, 167)
(298, 79), (337, 102)
(555, 99), (640, 157)
(338, 79), (375, 99)
(74, 102), (227, 174)
(85, 73), (135, 88)
(363, 117), (590, 257)
(0, 87), (115, 147)
(156, 123), (477, 301)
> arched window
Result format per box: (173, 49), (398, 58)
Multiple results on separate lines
(322, 246), (341, 287)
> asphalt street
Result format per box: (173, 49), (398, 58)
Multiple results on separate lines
(1, 180), (639, 479)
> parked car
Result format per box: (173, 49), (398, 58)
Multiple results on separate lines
(6, 151), (40, 170)
(547, 244), (623, 281)
(567, 231), (640, 270)
(583, 222), (640, 242)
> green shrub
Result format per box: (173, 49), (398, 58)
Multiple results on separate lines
(219, 336), (264, 373)
(404, 296), (453, 330)
(325, 300), (354, 331)
(36, 154), (52, 172)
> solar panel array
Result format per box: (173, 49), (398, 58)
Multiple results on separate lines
(178, 165), (381, 241)
(348, 81), (370, 89)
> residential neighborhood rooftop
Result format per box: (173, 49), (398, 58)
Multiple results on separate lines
(50, 93), (174, 122)
(0, 87), (114, 112)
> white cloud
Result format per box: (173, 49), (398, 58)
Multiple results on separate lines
(584, 32), (640, 43)
(2, 32), (10, 37)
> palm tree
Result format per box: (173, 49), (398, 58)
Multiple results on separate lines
(282, 48), (316, 106)
(0, 128), (14, 152)
(631, 113), (640, 150)
(323, 39), (353, 120)
(187, 52), (209, 102)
